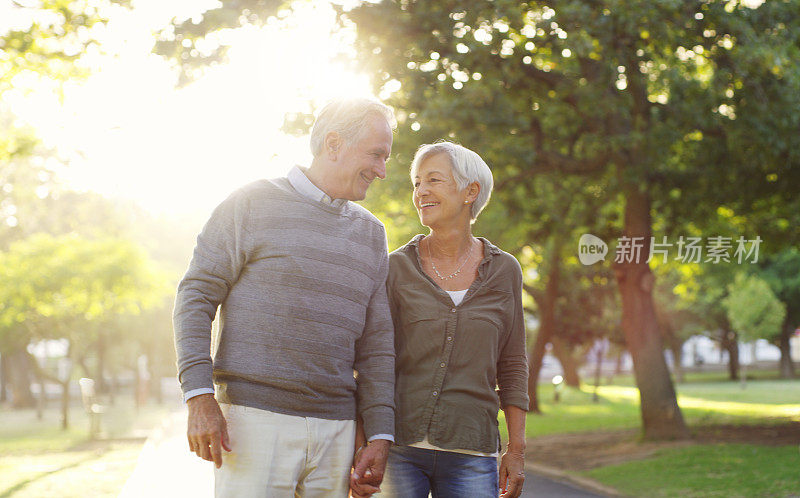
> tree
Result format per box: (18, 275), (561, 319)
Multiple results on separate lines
(758, 249), (800, 378)
(1, 0), (132, 405)
(723, 272), (786, 387)
(337, 0), (800, 439)
(157, 0), (800, 439)
(0, 234), (167, 427)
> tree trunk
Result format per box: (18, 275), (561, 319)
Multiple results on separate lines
(613, 348), (624, 376)
(778, 319), (796, 379)
(551, 336), (581, 387)
(526, 243), (561, 413)
(670, 341), (684, 384)
(656, 307), (684, 383)
(96, 333), (108, 394)
(30, 354), (45, 420)
(134, 358), (142, 411)
(721, 330), (739, 380)
(145, 343), (163, 405)
(592, 340), (606, 402)
(0, 353), (7, 403)
(59, 343), (73, 430)
(615, 188), (688, 440)
(151, 367), (163, 405)
(60, 378), (70, 430)
(6, 348), (36, 408)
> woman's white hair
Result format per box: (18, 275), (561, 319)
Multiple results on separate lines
(310, 98), (395, 157)
(410, 141), (494, 221)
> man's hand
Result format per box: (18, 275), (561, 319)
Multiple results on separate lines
(499, 448), (525, 498)
(349, 439), (390, 498)
(186, 393), (231, 468)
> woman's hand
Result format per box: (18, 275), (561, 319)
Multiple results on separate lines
(498, 449), (525, 498)
(499, 405), (527, 497)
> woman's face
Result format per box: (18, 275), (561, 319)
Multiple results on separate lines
(412, 153), (470, 229)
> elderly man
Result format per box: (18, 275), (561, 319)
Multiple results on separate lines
(173, 98), (395, 497)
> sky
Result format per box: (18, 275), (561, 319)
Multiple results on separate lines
(5, 0), (375, 219)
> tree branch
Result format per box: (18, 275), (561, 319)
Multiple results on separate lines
(523, 282), (544, 304)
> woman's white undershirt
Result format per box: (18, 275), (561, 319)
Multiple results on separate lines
(408, 288), (500, 458)
(408, 436), (499, 458)
(446, 289), (469, 306)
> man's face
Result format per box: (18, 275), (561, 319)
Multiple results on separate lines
(332, 114), (392, 201)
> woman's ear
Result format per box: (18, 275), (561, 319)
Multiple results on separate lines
(324, 132), (341, 160)
(466, 181), (481, 204)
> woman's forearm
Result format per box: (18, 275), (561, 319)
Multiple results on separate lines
(503, 405), (527, 454)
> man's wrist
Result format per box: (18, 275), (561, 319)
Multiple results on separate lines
(186, 392), (216, 410)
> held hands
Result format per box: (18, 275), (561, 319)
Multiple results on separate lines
(499, 447), (526, 498)
(186, 393), (231, 468)
(350, 439), (391, 498)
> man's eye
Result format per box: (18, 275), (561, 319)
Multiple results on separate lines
(413, 182), (420, 188)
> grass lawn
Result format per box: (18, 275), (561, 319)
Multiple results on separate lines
(508, 372), (800, 438)
(0, 397), (177, 497)
(499, 370), (800, 497)
(583, 444), (800, 498)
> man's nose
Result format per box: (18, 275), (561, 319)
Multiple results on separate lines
(373, 161), (387, 180)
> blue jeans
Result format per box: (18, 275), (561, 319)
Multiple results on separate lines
(382, 445), (499, 498)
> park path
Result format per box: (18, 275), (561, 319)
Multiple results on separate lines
(119, 407), (604, 498)
(118, 409), (213, 498)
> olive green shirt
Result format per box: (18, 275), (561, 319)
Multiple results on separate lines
(388, 235), (529, 453)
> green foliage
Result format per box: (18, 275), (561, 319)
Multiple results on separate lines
(153, 0), (291, 85)
(1, 0), (132, 237)
(1, 0), (136, 249)
(758, 248), (800, 331)
(0, 233), (171, 354)
(0, 0), (130, 92)
(723, 272), (786, 343)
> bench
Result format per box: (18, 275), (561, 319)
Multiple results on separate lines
(78, 378), (105, 439)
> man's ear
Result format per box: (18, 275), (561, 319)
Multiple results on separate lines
(324, 132), (341, 160)
(466, 181), (480, 203)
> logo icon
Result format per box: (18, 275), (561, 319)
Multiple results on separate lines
(578, 234), (608, 265)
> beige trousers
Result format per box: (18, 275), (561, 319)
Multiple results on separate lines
(215, 403), (356, 498)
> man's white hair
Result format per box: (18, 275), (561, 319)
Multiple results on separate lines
(310, 98), (395, 157)
(410, 141), (494, 221)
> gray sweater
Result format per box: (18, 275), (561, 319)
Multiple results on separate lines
(173, 176), (395, 438)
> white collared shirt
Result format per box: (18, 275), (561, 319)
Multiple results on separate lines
(287, 166), (348, 208)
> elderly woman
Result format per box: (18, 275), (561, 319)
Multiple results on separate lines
(354, 142), (529, 498)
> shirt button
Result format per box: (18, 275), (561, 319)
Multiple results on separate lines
(446, 336), (453, 341)
(440, 362), (446, 368)
(451, 308), (457, 313)
(432, 390), (439, 396)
